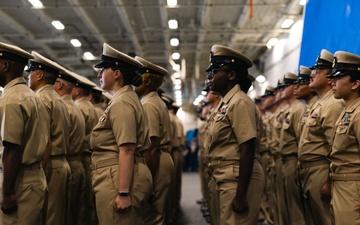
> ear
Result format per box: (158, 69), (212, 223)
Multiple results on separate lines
(351, 79), (360, 91)
(143, 78), (151, 87)
(113, 69), (121, 80)
(1, 61), (10, 72)
(326, 77), (333, 85)
(228, 71), (237, 81)
(37, 71), (44, 81)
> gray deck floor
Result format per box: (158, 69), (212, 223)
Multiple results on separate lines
(175, 172), (209, 225)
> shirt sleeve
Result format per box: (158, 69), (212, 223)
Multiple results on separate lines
(321, 99), (344, 146)
(143, 103), (160, 138)
(229, 99), (257, 145)
(1, 101), (25, 146)
(109, 99), (137, 146)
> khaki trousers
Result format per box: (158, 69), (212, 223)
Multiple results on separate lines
(68, 157), (86, 225)
(0, 167), (47, 225)
(45, 156), (71, 225)
(299, 163), (332, 225)
(211, 160), (264, 225)
(208, 175), (219, 225)
(331, 179), (360, 225)
(82, 153), (97, 225)
(274, 157), (289, 225)
(198, 148), (206, 200)
(92, 161), (152, 225)
(166, 148), (183, 223)
(142, 152), (174, 225)
(282, 157), (306, 225)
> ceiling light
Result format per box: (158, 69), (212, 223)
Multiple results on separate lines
(174, 72), (181, 78)
(266, 37), (279, 49)
(256, 75), (266, 83)
(28, 0), (43, 8)
(173, 64), (180, 71)
(172, 52), (180, 60)
(299, 0), (306, 5)
(51, 20), (65, 30)
(175, 90), (182, 96)
(83, 52), (95, 60)
(176, 100), (182, 106)
(281, 18), (294, 29)
(70, 39), (81, 47)
(24, 65), (29, 71)
(170, 38), (179, 46)
(201, 90), (207, 95)
(168, 20), (178, 29)
(167, 0), (177, 7)
(175, 84), (181, 90)
(174, 79), (181, 85)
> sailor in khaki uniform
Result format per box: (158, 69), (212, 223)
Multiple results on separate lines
(53, 68), (86, 225)
(161, 95), (183, 223)
(279, 72), (306, 225)
(294, 66), (318, 134)
(27, 51), (71, 225)
(91, 43), (152, 225)
(134, 56), (174, 225)
(203, 90), (222, 225)
(272, 79), (290, 225)
(0, 42), (49, 225)
(90, 86), (105, 118)
(71, 73), (99, 225)
(298, 49), (344, 225)
(170, 103), (184, 209)
(260, 86), (278, 223)
(327, 51), (360, 225)
(205, 44), (264, 225)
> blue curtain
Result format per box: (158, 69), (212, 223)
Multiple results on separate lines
(299, 0), (360, 68)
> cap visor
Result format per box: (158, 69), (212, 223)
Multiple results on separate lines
(94, 61), (109, 69)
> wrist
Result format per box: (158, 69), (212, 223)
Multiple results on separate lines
(118, 191), (130, 197)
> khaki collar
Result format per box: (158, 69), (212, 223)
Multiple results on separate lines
(2, 77), (26, 96)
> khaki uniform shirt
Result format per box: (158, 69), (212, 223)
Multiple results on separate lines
(298, 90), (345, 162)
(271, 104), (289, 156)
(0, 77), (50, 164)
(204, 108), (217, 159)
(37, 84), (70, 156)
(75, 96), (99, 153)
(259, 112), (268, 154)
(300, 95), (318, 133)
(94, 104), (104, 119)
(208, 85), (258, 162)
(265, 112), (276, 155)
(168, 113), (178, 148)
(198, 121), (207, 152)
(173, 115), (184, 148)
(280, 99), (305, 156)
(141, 92), (171, 150)
(91, 85), (149, 162)
(61, 94), (86, 155)
(329, 98), (360, 174)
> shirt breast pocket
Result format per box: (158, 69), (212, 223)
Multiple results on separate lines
(214, 114), (225, 122)
(336, 126), (348, 135)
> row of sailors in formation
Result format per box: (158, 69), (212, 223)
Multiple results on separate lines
(196, 48), (360, 225)
(0, 41), (185, 225)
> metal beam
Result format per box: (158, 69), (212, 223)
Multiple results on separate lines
(113, 0), (142, 54)
(66, 0), (107, 45)
(157, 0), (171, 70)
(0, 9), (63, 66)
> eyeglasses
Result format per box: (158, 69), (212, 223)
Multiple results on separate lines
(207, 68), (231, 78)
(295, 80), (310, 86)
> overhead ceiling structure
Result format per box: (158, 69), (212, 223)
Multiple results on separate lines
(0, 0), (304, 109)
